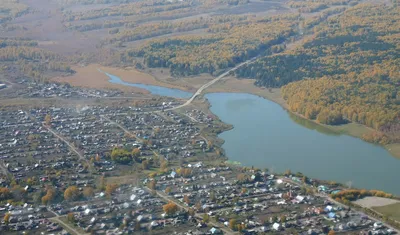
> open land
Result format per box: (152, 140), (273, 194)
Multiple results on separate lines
(373, 203), (400, 222)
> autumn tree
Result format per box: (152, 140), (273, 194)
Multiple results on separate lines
(237, 173), (248, 183)
(160, 159), (168, 172)
(83, 187), (94, 198)
(183, 195), (190, 205)
(165, 187), (172, 194)
(203, 214), (210, 223)
(0, 187), (12, 201)
(147, 180), (157, 190)
(188, 208), (195, 216)
(3, 213), (10, 225)
(67, 212), (75, 223)
(209, 191), (216, 202)
(64, 186), (81, 201)
(132, 148), (141, 161)
(163, 201), (178, 216)
(45, 114), (52, 126)
(42, 188), (56, 205)
(142, 160), (149, 170)
(98, 175), (106, 190)
(105, 184), (118, 197)
(229, 219), (237, 230)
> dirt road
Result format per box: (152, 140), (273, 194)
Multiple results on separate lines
(167, 57), (258, 111)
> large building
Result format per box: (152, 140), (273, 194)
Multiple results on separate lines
(0, 84), (6, 89)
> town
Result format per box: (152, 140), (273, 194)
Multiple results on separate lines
(0, 82), (398, 235)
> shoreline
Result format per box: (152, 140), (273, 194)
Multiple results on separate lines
(54, 65), (400, 159)
(205, 77), (400, 160)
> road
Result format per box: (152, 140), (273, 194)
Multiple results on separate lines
(0, 161), (9, 177)
(44, 126), (87, 164)
(48, 208), (87, 235)
(167, 57), (258, 111)
(23, 111), (90, 167)
(101, 115), (160, 158)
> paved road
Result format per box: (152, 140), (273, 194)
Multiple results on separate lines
(167, 57), (258, 111)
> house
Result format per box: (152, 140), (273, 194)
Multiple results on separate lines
(325, 205), (333, 212)
(318, 185), (329, 192)
(210, 227), (222, 234)
(328, 212), (336, 219)
(272, 223), (281, 231)
(171, 171), (177, 178)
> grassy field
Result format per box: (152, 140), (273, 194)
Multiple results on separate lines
(373, 203), (400, 222)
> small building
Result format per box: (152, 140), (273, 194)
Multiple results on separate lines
(0, 84), (6, 89)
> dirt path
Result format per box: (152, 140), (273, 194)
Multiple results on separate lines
(149, 188), (236, 235)
(0, 162), (9, 177)
(44, 126), (86, 163)
(51, 216), (85, 235)
(101, 115), (160, 158)
(23, 111), (90, 168)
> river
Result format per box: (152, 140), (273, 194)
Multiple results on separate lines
(105, 73), (400, 195)
(105, 72), (193, 99)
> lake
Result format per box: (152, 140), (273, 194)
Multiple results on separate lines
(106, 72), (400, 195)
(104, 72), (193, 99)
(206, 93), (400, 195)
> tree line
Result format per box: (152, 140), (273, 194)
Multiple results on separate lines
(123, 15), (298, 76)
(236, 3), (400, 143)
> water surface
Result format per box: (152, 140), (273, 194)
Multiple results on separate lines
(105, 72), (193, 99)
(206, 93), (400, 195)
(106, 72), (400, 195)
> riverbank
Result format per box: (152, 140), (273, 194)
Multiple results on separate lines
(54, 64), (400, 159)
(52, 64), (194, 94)
(52, 64), (149, 94)
(206, 76), (400, 159)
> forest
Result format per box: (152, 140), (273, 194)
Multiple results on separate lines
(0, 38), (73, 81)
(0, 0), (29, 23)
(236, 3), (399, 143)
(125, 14), (298, 76)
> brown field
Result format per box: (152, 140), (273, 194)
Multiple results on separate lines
(53, 64), (149, 94)
(98, 65), (192, 91)
(53, 64), (199, 94)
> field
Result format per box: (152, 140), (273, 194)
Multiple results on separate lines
(373, 203), (400, 222)
(52, 64), (150, 94)
(355, 197), (400, 208)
